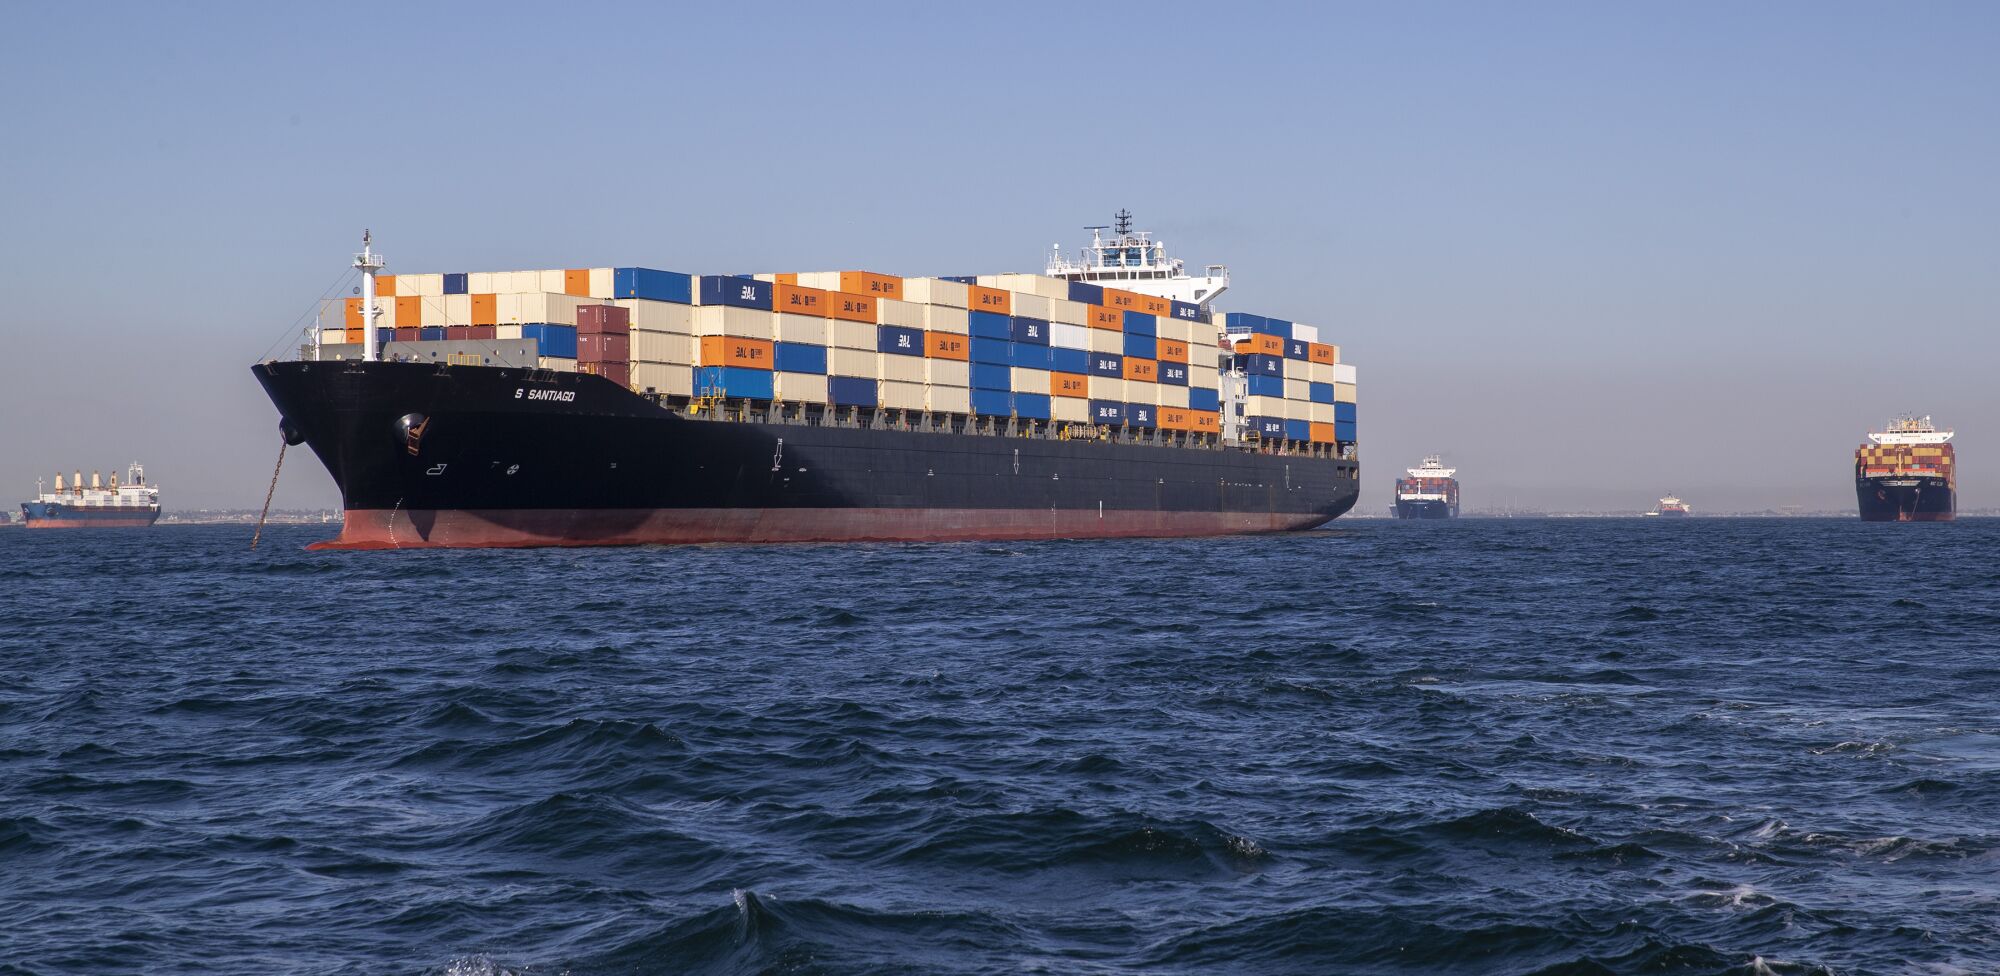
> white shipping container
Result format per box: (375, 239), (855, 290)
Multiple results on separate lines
(1308, 361), (1334, 385)
(922, 304), (969, 334)
(751, 273), (778, 283)
(828, 347), (876, 377)
(419, 296), (445, 327)
(468, 272), (495, 294)
(797, 271), (842, 291)
(1333, 363), (1357, 385)
(495, 324), (523, 340)
(507, 271), (539, 293)
(589, 268), (614, 300)
(1335, 382), (1357, 403)
(1156, 385), (1189, 409)
(633, 362), (693, 396)
(415, 273), (445, 298)
(1126, 379), (1159, 403)
(878, 299), (924, 329)
(878, 354), (926, 384)
(1190, 321), (1221, 349)
(829, 320), (876, 349)
(993, 273), (1071, 300)
(444, 294), (471, 326)
(633, 331), (693, 364)
(515, 292), (589, 326)
(1049, 322), (1089, 349)
(927, 385), (971, 414)
(904, 278), (969, 308)
(1284, 378), (1309, 402)
(1288, 398), (1311, 421)
(1310, 401), (1335, 424)
(1047, 298), (1087, 326)
(1291, 323), (1319, 344)
(925, 359), (968, 387)
(1052, 397), (1089, 423)
(1088, 376), (1126, 400)
(1086, 329), (1122, 353)
(538, 356), (577, 372)
(538, 270), (566, 294)
(1010, 367), (1051, 395)
(880, 380), (926, 410)
(1157, 318), (1191, 343)
(1246, 395), (1287, 418)
(774, 372), (829, 403)
(692, 305), (775, 340)
(1189, 366), (1220, 391)
(773, 313), (829, 345)
(618, 299), (693, 334)
(1011, 292), (1051, 319)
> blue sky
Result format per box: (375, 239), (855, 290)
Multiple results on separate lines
(2, 2), (1994, 511)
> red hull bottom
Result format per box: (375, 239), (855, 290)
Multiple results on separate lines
(310, 507), (1331, 550)
(25, 519), (158, 529)
(1858, 512), (1956, 523)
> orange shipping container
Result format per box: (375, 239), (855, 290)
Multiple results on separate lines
(968, 285), (1012, 315)
(564, 269), (591, 297)
(775, 283), (830, 317)
(925, 331), (968, 360)
(1308, 343), (1337, 365)
(828, 292), (878, 323)
(1309, 422), (1337, 444)
(1102, 288), (1142, 313)
(342, 329), (365, 345)
(1239, 334), (1284, 357)
(343, 297), (362, 328)
(471, 294), (497, 327)
(839, 271), (903, 300)
(396, 296), (422, 327)
(378, 275), (399, 297)
(1158, 407), (1192, 430)
(1086, 306), (1122, 331)
(699, 336), (775, 368)
(1137, 294), (1170, 316)
(774, 273), (799, 286)
(1156, 338), (1189, 363)
(1052, 372), (1089, 398)
(1122, 358), (1157, 382)
(1190, 410), (1221, 433)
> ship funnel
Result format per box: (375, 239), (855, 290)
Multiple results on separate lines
(55, 473), (64, 492)
(74, 471), (83, 494)
(91, 471), (102, 489)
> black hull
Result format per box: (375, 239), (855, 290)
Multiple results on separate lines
(1856, 475), (1955, 522)
(1394, 498), (1456, 519)
(252, 361), (1359, 547)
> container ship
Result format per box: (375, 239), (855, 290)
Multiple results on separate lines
(1646, 495), (1691, 517)
(1394, 456), (1458, 518)
(1856, 416), (1955, 522)
(253, 216), (1360, 548)
(20, 463), (161, 528)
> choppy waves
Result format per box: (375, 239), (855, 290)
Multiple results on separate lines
(2, 519), (1997, 974)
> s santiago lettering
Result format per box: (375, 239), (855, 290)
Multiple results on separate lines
(516, 388), (576, 403)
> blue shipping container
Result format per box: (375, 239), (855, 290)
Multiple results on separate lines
(1223, 312), (1266, 334)
(418, 326), (447, 342)
(828, 375), (878, 406)
(443, 273), (468, 295)
(1247, 374), (1284, 397)
(1013, 393), (1052, 420)
(971, 388), (1013, 416)
(1126, 403), (1157, 428)
(1188, 387), (1220, 412)
(697, 275), (773, 310)
(1087, 353), (1124, 377)
(1010, 343), (1053, 368)
(521, 324), (576, 358)
(1169, 300), (1203, 321)
(1158, 362), (1189, 386)
(1068, 281), (1105, 306)
(1121, 311), (1156, 337)
(942, 275), (978, 284)
(970, 337), (1013, 365)
(614, 268), (693, 304)
(1285, 338), (1311, 360)
(878, 325), (924, 356)
(1253, 417), (1286, 438)
(1335, 420), (1357, 442)
(1123, 333), (1157, 360)
(1088, 400), (1124, 425)
(1309, 382), (1335, 404)
(1335, 402), (1357, 424)
(1051, 347), (1089, 374)
(696, 366), (775, 401)
(774, 342), (828, 374)
(1255, 316), (1290, 337)
(1242, 353), (1285, 377)
(968, 310), (1012, 340)
(971, 362), (1012, 390)
(1285, 419), (1311, 442)
(1010, 316), (1050, 345)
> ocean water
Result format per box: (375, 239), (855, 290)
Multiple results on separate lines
(2, 519), (1997, 976)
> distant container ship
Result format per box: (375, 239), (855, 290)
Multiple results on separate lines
(1394, 456), (1459, 519)
(255, 215), (1361, 548)
(1856, 416), (1954, 522)
(21, 463), (161, 528)
(1647, 495), (1691, 517)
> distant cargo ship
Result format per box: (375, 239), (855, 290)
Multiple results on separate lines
(1856, 416), (1954, 522)
(1394, 456), (1459, 519)
(255, 218), (1360, 549)
(21, 463), (161, 528)
(1646, 495), (1691, 517)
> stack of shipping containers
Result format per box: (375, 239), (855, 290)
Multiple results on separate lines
(316, 266), (1352, 453)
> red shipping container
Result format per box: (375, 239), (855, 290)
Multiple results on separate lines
(393, 327), (420, 342)
(579, 333), (631, 362)
(581, 361), (630, 386)
(576, 304), (632, 336)
(467, 326), (497, 340)
(446, 326), (473, 340)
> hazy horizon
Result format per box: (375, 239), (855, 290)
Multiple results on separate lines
(3, 3), (1993, 513)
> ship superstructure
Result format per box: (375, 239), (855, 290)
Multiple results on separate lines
(21, 462), (162, 528)
(1394, 456), (1459, 519)
(1857, 416), (1955, 522)
(1045, 210), (1230, 306)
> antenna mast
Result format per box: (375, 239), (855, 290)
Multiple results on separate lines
(354, 230), (386, 362)
(1113, 209), (1133, 238)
